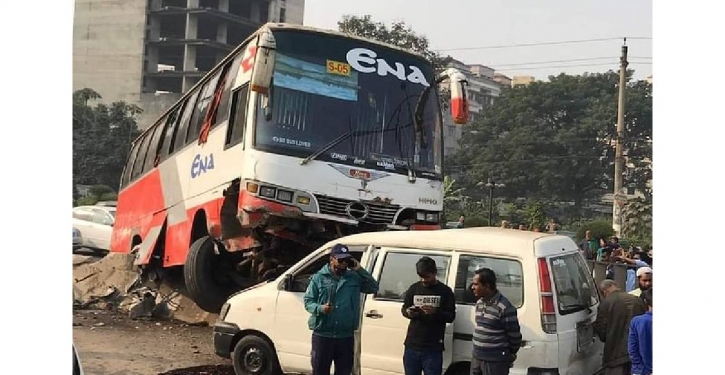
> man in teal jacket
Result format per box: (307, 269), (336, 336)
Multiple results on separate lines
(303, 243), (379, 375)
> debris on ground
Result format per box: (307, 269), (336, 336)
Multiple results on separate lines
(73, 253), (219, 325)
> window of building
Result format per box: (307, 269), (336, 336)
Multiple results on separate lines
(454, 255), (524, 307)
(375, 252), (450, 301)
(225, 84), (250, 148)
(279, 8), (286, 22)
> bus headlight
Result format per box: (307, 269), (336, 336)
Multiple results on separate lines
(425, 213), (438, 222)
(260, 186), (276, 198)
(277, 189), (293, 203)
(416, 212), (426, 221)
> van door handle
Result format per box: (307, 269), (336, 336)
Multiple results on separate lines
(365, 310), (383, 319)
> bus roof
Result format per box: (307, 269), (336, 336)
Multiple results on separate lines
(131, 23), (431, 143)
(322, 227), (574, 258)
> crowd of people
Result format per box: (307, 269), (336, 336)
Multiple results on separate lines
(581, 230), (653, 375)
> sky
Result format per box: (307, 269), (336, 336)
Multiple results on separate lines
(302, 0), (653, 81)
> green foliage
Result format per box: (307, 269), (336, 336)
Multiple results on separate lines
(575, 218), (615, 242)
(73, 88), (142, 190)
(448, 72), (653, 221)
(337, 15), (450, 71)
(621, 197), (652, 248)
(74, 184), (117, 207)
(522, 200), (548, 231)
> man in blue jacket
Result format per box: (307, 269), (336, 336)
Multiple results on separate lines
(628, 289), (653, 375)
(303, 243), (379, 375)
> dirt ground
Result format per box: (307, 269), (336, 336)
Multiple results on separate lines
(73, 309), (234, 375)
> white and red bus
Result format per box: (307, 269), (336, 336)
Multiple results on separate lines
(112, 23), (469, 312)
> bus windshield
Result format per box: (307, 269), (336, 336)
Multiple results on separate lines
(254, 30), (443, 179)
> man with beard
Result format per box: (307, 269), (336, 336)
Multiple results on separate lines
(628, 267), (652, 297)
(303, 244), (379, 375)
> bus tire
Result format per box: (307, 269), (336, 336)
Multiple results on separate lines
(232, 335), (281, 375)
(184, 235), (228, 313)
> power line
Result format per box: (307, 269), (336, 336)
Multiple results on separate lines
(496, 61), (651, 72)
(436, 37), (652, 52)
(494, 56), (618, 68)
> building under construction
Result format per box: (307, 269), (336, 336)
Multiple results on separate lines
(73, 0), (304, 128)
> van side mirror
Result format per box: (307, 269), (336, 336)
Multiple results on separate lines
(282, 274), (295, 291)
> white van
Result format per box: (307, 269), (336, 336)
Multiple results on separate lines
(213, 228), (604, 375)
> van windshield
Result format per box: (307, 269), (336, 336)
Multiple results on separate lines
(549, 253), (599, 315)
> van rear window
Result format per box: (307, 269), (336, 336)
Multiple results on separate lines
(549, 253), (599, 315)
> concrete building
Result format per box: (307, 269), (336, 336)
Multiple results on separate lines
(442, 59), (508, 156)
(73, 0), (304, 129)
(512, 75), (535, 86)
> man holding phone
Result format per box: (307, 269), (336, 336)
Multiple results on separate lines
(401, 256), (456, 375)
(303, 244), (379, 375)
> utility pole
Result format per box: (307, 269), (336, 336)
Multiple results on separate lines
(612, 39), (628, 236)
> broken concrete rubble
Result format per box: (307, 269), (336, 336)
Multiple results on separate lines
(73, 253), (218, 325)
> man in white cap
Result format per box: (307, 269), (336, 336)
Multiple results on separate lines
(628, 267), (652, 297)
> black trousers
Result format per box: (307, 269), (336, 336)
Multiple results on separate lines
(311, 334), (355, 375)
(470, 356), (510, 375)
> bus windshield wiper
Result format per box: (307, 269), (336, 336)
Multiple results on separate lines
(300, 131), (356, 165)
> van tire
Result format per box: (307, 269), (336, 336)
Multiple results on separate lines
(184, 235), (228, 313)
(232, 335), (281, 375)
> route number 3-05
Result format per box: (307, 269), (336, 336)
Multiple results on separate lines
(191, 153), (215, 179)
(326, 60), (351, 76)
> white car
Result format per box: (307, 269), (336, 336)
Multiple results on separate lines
(72, 205), (115, 253)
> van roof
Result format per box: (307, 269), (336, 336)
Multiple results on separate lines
(325, 228), (572, 257)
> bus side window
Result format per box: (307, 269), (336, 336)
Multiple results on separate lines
(159, 105), (183, 162)
(121, 141), (141, 188)
(142, 116), (167, 173)
(187, 70), (223, 144)
(216, 51), (244, 126)
(131, 132), (152, 181)
(225, 84), (250, 149)
(174, 89), (200, 152)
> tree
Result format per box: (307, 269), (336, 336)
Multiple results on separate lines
(73, 88), (142, 190)
(522, 200), (548, 231)
(620, 197), (652, 248)
(448, 71), (653, 219)
(337, 15), (450, 71)
(575, 218), (615, 242)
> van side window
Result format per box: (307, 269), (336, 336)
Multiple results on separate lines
(288, 249), (364, 293)
(455, 255), (524, 307)
(375, 253), (450, 301)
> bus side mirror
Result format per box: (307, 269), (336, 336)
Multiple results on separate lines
(250, 29), (276, 96)
(449, 72), (469, 125)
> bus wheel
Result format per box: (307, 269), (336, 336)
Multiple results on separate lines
(184, 235), (229, 313)
(232, 335), (280, 375)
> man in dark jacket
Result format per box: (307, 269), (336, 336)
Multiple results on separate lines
(470, 268), (521, 375)
(401, 256), (456, 375)
(594, 279), (647, 375)
(303, 244), (379, 375)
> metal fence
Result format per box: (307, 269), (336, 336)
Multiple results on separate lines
(586, 261), (632, 291)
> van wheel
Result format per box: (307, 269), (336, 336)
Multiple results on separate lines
(184, 236), (229, 313)
(232, 335), (280, 375)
